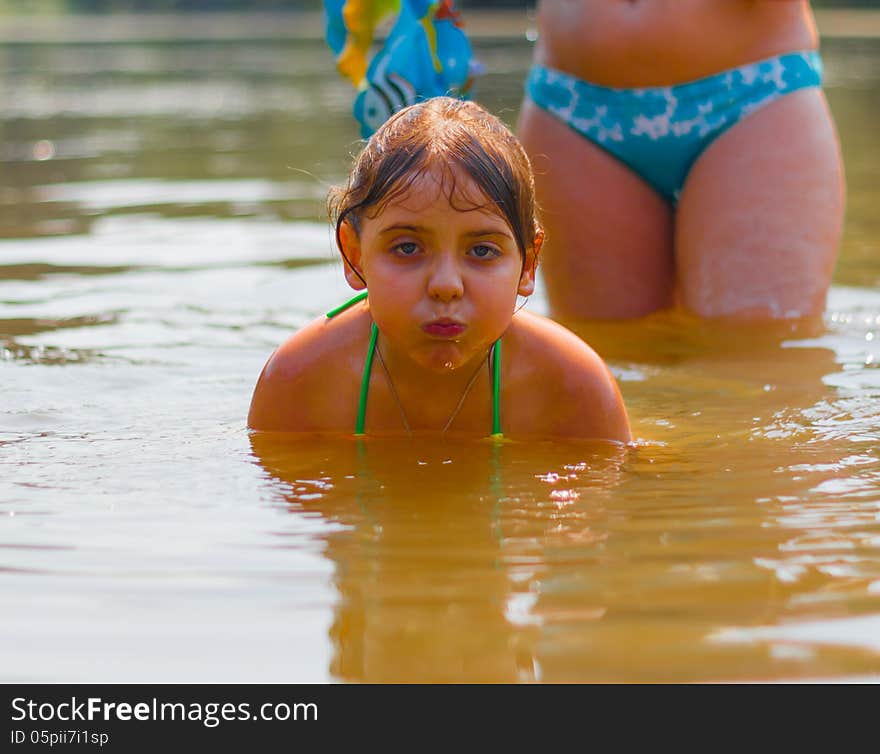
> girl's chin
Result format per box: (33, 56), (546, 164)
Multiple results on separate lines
(412, 343), (482, 373)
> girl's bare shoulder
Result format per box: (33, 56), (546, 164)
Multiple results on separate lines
(505, 311), (631, 442)
(507, 310), (609, 373)
(261, 306), (369, 381)
(247, 305), (370, 431)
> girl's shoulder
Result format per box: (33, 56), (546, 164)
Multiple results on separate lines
(507, 310), (608, 373)
(265, 305), (370, 379)
(247, 305), (371, 432)
(505, 312), (631, 442)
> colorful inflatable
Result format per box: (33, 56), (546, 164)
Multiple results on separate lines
(324, 0), (481, 137)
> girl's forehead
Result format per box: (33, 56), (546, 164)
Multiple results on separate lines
(382, 165), (494, 216)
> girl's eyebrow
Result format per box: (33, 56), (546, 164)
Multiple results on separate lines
(379, 223), (511, 238)
(378, 223), (425, 234)
(377, 224), (513, 238)
(463, 229), (514, 239)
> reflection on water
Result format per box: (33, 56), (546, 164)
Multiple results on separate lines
(249, 381), (880, 682)
(1, 29), (879, 682)
(251, 434), (625, 682)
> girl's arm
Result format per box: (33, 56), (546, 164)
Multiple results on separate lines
(553, 347), (632, 444)
(518, 316), (632, 443)
(247, 320), (332, 432)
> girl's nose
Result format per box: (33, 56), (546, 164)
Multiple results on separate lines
(427, 254), (464, 302)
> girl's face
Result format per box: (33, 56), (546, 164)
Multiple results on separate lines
(340, 166), (538, 373)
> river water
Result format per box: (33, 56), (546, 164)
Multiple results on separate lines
(1, 30), (879, 682)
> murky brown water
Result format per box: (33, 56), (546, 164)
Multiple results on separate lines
(1, 30), (879, 682)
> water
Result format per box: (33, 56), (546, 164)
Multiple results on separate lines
(1, 30), (879, 682)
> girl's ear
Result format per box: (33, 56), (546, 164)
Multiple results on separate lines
(517, 227), (543, 297)
(338, 220), (367, 290)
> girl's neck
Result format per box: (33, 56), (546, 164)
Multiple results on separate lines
(376, 332), (491, 391)
(374, 332), (494, 432)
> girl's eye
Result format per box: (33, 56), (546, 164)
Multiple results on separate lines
(469, 244), (499, 259)
(393, 241), (419, 256)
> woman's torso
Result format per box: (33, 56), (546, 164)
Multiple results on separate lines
(533, 0), (818, 87)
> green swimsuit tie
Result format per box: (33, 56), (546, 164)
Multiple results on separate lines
(326, 291), (502, 437)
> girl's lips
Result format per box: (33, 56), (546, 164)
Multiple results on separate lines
(422, 320), (466, 337)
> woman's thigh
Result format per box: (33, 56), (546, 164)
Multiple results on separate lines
(517, 99), (674, 321)
(676, 88), (845, 320)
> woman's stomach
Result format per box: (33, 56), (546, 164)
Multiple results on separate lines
(533, 0), (818, 87)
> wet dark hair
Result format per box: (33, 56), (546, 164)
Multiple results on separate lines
(329, 97), (541, 282)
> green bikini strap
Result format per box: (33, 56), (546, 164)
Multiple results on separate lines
(491, 338), (502, 438)
(356, 322), (378, 436)
(325, 290), (368, 319)
(325, 290), (374, 436)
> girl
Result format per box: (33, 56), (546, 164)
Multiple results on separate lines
(518, 0), (845, 322)
(247, 97), (630, 442)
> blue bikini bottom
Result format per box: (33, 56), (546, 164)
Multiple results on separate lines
(525, 51), (823, 203)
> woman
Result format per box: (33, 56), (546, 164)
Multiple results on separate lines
(517, 0), (845, 322)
